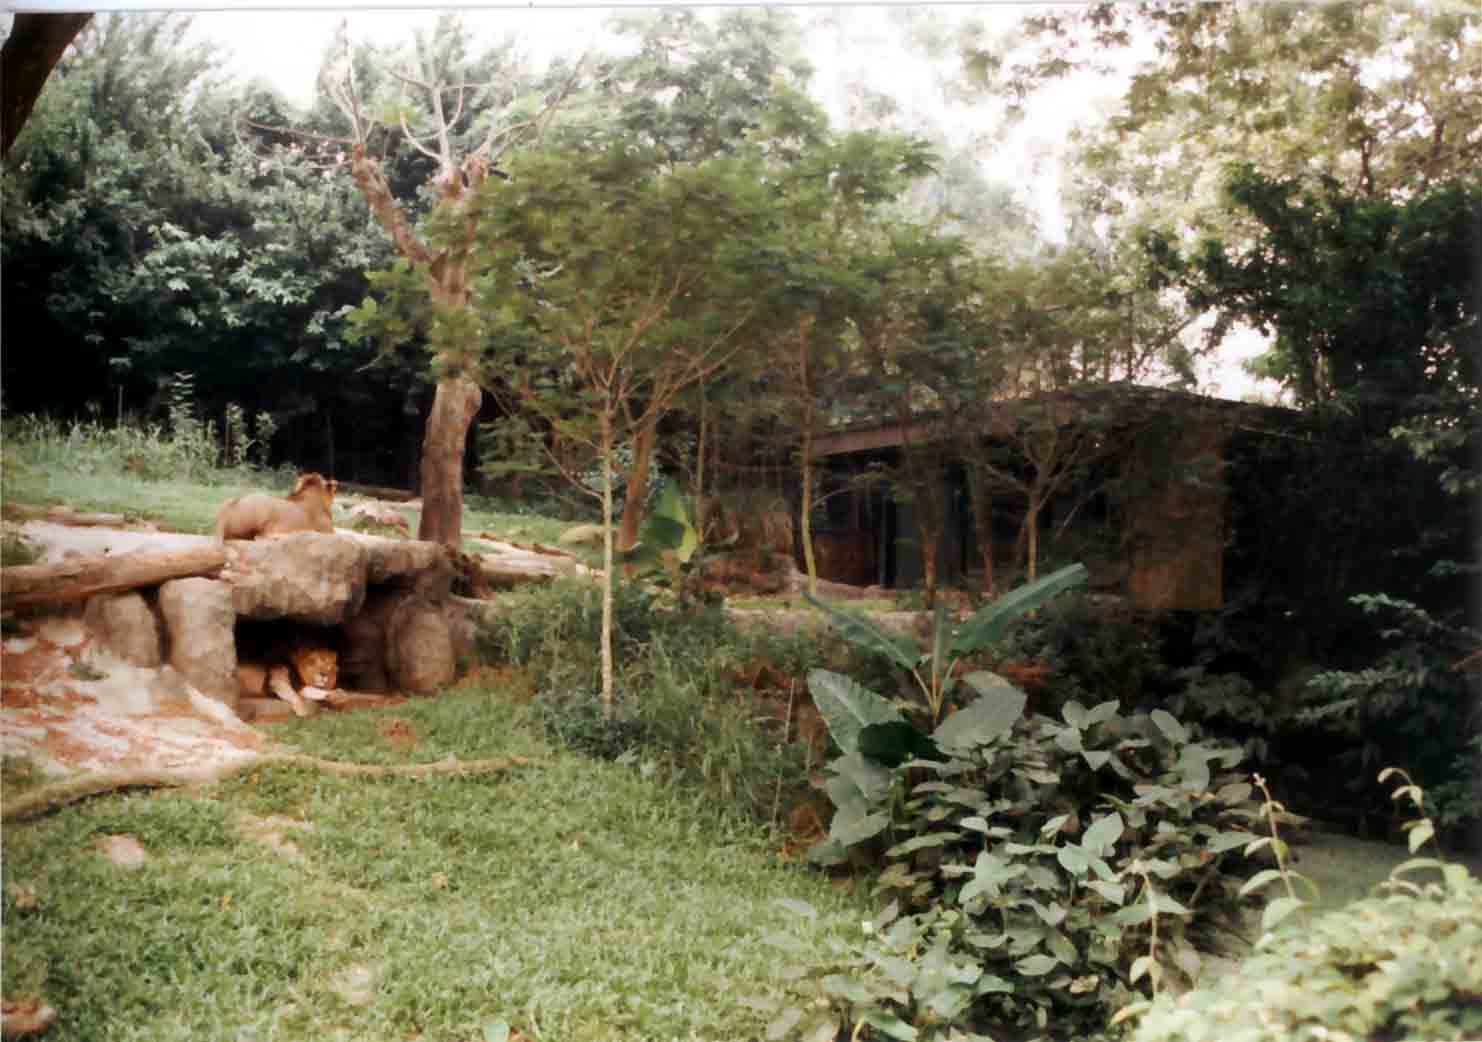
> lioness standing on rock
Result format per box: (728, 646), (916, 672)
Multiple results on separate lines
(214, 472), (338, 542)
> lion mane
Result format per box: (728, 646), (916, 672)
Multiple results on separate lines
(215, 472), (338, 542)
(238, 641), (339, 718)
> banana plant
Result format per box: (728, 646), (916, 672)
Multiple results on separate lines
(616, 479), (733, 594)
(805, 561), (1088, 732)
(804, 563), (1088, 862)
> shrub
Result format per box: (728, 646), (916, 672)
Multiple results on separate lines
(1127, 774), (1482, 1042)
(764, 566), (1262, 1041)
(1300, 594), (1480, 840)
(772, 696), (1261, 1041)
(996, 592), (1173, 718)
(490, 579), (828, 826)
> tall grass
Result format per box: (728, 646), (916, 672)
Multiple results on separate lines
(2, 413), (286, 534)
(488, 579), (836, 828)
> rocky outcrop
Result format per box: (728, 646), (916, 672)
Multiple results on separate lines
(10, 520), (527, 719)
(157, 577), (238, 710)
(227, 533), (368, 625)
(83, 591), (162, 668)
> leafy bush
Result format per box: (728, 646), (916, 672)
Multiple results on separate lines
(1300, 594), (1481, 838)
(995, 592), (1173, 718)
(776, 693), (1261, 1040)
(767, 565), (1262, 1041)
(1127, 775), (1482, 1042)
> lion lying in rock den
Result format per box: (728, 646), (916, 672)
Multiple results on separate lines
(237, 639), (339, 718)
(215, 472), (337, 542)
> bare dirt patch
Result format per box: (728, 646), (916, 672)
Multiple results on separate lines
(236, 812), (312, 859)
(376, 717), (419, 751)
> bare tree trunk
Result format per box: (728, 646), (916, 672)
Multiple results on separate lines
(799, 425), (819, 598)
(918, 515), (939, 602)
(617, 416), (658, 552)
(1, 13), (90, 158)
(693, 389), (709, 539)
(1024, 497), (1042, 583)
(416, 377), (482, 546)
(599, 407), (616, 716)
(967, 473), (996, 597)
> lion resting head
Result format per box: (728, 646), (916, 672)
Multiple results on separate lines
(237, 641), (339, 718)
(215, 472), (338, 542)
(288, 643), (339, 690)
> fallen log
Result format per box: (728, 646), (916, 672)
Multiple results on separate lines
(1, 753), (536, 823)
(781, 560), (889, 601)
(0, 544), (227, 608)
(338, 482), (417, 503)
(475, 548), (589, 586)
(479, 533), (574, 558)
(43, 507), (130, 527)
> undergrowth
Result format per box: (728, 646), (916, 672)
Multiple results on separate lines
(486, 579), (838, 828)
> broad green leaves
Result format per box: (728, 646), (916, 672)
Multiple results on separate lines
(802, 594), (920, 674)
(806, 563), (1087, 734)
(950, 563), (1089, 656)
(789, 669), (1263, 1040)
(931, 676), (1025, 754)
(807, 669), (905, 758)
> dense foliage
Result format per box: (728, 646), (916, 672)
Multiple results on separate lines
(1128, 780), (1482, 1042)
(747, 567), (1262, 1040)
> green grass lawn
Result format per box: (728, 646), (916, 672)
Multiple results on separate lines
(1, 686), (868, 1042)
(3, 450), (595, 555)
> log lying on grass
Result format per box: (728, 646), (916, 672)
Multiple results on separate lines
(471, 540), (591, 586)
(1, 753), (536, 823)
(0, 544), (226, 609)
(3, 504), (130, 527)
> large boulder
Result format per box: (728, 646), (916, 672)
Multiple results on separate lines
(387, 597), (456, 694)
(339, 584), (457, 694)
(343, 530), (450, 586)
(83, 591), (162, 668)
(157, 577), (237, 710)
(228, 533), (368, 626)
(339, 590), (398, 692)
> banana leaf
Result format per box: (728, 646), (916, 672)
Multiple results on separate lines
(949, 562), (1088, 657)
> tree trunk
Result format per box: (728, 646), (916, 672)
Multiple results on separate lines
(1, 13), (90, 158)
(416, 377), (482, 546)
(1, 545), (226, 609)
(599, 408), (616, 716)
(693, 389), (709, 540)
(616, 416), (658, 552)
(1024, 497), (1042, 583)
(967, 475), (996, 597)
(799, 425), (819, 598)
(918, 516), (939, 602)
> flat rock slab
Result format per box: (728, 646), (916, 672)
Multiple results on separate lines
(1, 615), (266, 776)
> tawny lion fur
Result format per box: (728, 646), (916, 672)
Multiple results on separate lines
(238, 641), (339, 718)
(215, 472), (337, 542)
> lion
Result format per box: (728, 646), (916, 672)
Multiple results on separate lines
(215, 472), (338, 542)
(238, 640), (339, 718)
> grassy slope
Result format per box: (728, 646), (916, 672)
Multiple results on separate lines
(1, 687), (866, 1042)
(4, 457), (589, 552)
